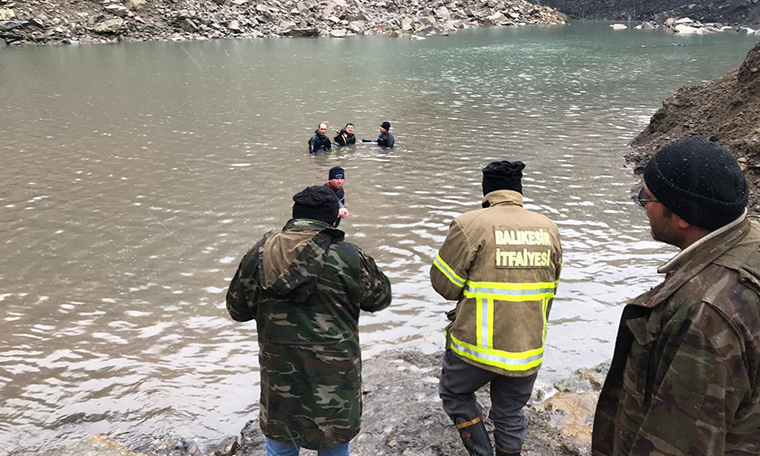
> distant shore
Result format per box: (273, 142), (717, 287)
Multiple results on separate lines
(0, 0), (568, 46)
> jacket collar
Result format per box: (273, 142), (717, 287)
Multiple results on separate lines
(283, 218), (345, 240)
(631, 213), (751, 309)
(659, 209), (748, 274)
(482, 190), (523, 208)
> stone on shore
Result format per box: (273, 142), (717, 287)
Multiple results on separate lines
(610, 23), (627, 30)
(93, 18), (126, 34)
(0, 8), (15, 20)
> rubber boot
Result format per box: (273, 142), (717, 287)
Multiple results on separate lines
(455, 417), (493, 456)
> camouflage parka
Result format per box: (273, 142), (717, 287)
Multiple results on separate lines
(592, 215), (760, 456)
(226, 219), (392, 450)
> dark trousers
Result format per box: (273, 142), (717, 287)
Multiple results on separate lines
(439, 350), (538, 452)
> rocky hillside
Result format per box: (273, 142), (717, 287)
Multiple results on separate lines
(0, 0), (567, 45)
(626, 40), (760, 211)
(536, 0), (760, 28)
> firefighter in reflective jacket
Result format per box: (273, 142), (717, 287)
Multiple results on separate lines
(430, 161), (563, 456)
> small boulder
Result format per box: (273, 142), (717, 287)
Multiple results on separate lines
(675, 24), (698, 34)
(180, 18), (198, 32)
(434, 6), (450, 20)
(401, 16), (412, 30)
(348, 20), (365, 33)
(665, 17), (676, 27)
(388, 30), (403, 37)
(285, 27), (319, 36)
(93, 18), (125, 34)
(125, 0), (147, 11)
(227, 19), (241, 31)
(105, 4), (130, 17)
(0, 8), (15, 20)
(610, 23), (627, 30)
(330, 28), (347, 37)
(674, 17), (694, 25)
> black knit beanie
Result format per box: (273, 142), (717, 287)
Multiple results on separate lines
(329, 166), (345, 180)
(292, 185), (339, 225)
(381, 121), (391, 130)
(482, 161), (526, 196)
(643, 136), (748, 231)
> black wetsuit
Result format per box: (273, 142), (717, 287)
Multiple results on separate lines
(308, 130), (332, 154)
(362, 132), (395, 148)
(334, 129), (356, 146)
(378, 132), (395, 148)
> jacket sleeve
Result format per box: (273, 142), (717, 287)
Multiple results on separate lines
(430, 218), (473, 300)
(226, 242), (264, 322)
(626, 306), (744, 456)
(308, 135), (316, 154)
(545, 237), (563, 318)
(358, 249), (392, 313)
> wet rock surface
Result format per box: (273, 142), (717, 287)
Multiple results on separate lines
(0, 0), (568, 46)
(234, 350), (593, 456)
(537, 0), (760, 28)
(57, 350), (601, 455)
(626, 41), (760, 212)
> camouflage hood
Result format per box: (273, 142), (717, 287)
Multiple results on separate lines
(255, 218), (344, 303)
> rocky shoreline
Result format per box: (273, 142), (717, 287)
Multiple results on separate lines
(626, 40), (760, 212)
(537, 0), (760, 29)
(0, 0), (568, 46)
(58, 350), (601, 456)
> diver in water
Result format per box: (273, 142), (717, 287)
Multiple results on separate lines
(308, 123), (332, 154)
(334, 123), (357, 146)
(362, 121), (394, 148)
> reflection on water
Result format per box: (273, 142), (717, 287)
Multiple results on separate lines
(0, 22), (757, 453)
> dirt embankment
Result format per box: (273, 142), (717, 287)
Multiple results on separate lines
(0, 0), (567, 46)
(536, 0), (760, 28)
(625, 40), (760, 211)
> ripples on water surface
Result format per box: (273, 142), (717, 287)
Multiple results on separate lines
(0, 21), (757, 453)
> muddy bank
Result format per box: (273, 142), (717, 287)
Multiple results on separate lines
(58, 350), (600, 455)
(0, 0), (567, 46)
(235, 350), (593, 456)
(121, 350), (597, 456)
(537, 0), (760, 28)
(626, 40), (760, 211)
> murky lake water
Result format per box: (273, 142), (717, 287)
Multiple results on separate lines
(1, 21), (757, 453)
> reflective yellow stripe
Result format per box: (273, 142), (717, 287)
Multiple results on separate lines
(433, 254), (465, 288)
(463, 279), (558, 302)
(449, 332), (543, 371)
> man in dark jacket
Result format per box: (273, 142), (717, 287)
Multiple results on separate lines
(362, 121), (394, 148)
(308, 123), (332, 154)
(334, 123), (356, 146)
(226, 186), (392, 456)
(323, 166), (349, 228)
(592, 137), (760, 456)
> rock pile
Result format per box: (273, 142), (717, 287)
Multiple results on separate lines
(0, 0), (568, 46)
(626, 41), (760, 212)
(632, 15), (760, 35)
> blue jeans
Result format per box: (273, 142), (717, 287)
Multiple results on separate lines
(265, 438), (350, 456)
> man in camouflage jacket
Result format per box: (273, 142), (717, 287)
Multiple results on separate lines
(592, 137), (760, 456)
(226, 186), (392, 455)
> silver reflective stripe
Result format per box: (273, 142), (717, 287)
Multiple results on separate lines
(451, 339), (544, 366)
(466, 285), (555, 296)
(434, 255), (465, 288)
(480, 297), (489, 349)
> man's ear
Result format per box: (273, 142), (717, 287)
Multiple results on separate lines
(675, 215), (691, 230)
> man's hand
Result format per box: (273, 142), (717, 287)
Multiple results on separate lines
(339, 208), (349, 218)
